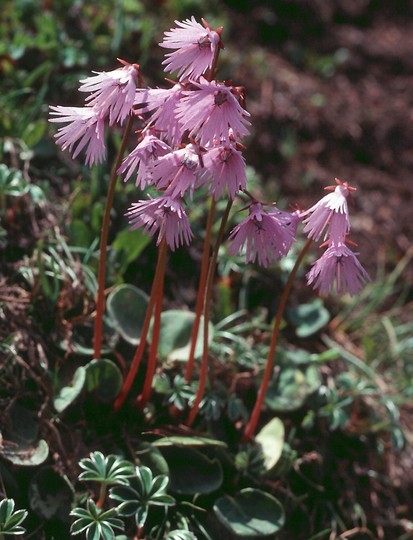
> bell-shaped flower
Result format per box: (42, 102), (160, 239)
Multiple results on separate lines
(201, 141), (247, 200)
(49, 105), (106, 166)
(306, 242), (370, 296)
(79, 61), (139, 125)
(160, 17), (222, 81)
(302, 179), (354, 243)
(176, 78), (250, 145)
(134, 84), (185, 145)
(126, 195), (193, 251)
(228, 203), (296, 267)
(118, 130), (171, 188)
(151, 143), (203, 198)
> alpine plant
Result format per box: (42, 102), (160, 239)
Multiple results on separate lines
(49, 17), (369, 293)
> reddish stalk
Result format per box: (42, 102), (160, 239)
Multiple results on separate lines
(187, 200), (233, 426)
(137, 239), (167, 409)
(113, 239), (168, 411)
(185, 198), (216, 381)
(93, 115), (135, 359)
(242, 238), (313, 441)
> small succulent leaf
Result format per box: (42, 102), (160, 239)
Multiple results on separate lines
(86, 522), (101, 540)
(70, 507), (91, 519)
(114, 500), (139, 518)
(71, 517), (91, 535)
(86, 499), (100, 519)
(5, 508), (29, 529)
(148, 474), (169, 496)
(0, 499), (14, 522)
(109, 485), (137, 505)
(148, 494), (175, 506)
(166, 531), (197, 540)
(136, 466), (153, 495)
(135, 505), (148, 527)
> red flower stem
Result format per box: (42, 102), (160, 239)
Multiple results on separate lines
(96, 483), (106, 509)
(93, 115), (135, 360)
(136, 238), (167, 409)
(113, 239), (167, 411)
(185, 198), (216, 381)
(187, 200), (233, 426)
(242, 238), (313, 442)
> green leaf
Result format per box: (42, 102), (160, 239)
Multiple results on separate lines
(0, 439), (49, 466)
(53, 366), (86, 413)
(0, 499), (27, 535)
(28, 467), (73, 520)
(151, 310), (214, 362)
(135, 442), (170, 477)
(265, 366), (321, 412)
(160, 446), (223, 495)
(107, 284), (149, 345)
(214, 488), (285, 537)
(153, 436), (227, 448)
(288, 299), (330, 338)
(85, 359), (123, 402)
(78, 451), (134, 485)
(255, 418), (285, 471)
(112, 228), (151, 277)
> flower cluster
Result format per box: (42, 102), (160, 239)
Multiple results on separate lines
(49, 17), (369, 296)
(120, 18), (251, 250)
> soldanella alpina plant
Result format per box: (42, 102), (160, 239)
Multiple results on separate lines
(49, 16), (370, 439)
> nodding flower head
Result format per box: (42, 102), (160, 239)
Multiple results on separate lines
(160, 17), (223, 81)
(176, 78), (251, 145)
(302, 178), (354, 244)
(228, 202), (297, 267)
(306, 242), (370, 296)
(126, 195), (193, 251)
(49, 105), (106, 167)
(79, 60), (139, 125)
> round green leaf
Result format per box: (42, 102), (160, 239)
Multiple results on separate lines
(29, 467), (73, 520)
(255, 418), (285, 471)
(150, 310), (214, 362)
(85, 359), (123, 402)
(1, 439), (49, 466)
(53, 366), (86, 413)
(288, 299), (330, 338)
(265, 366), (321, 412)
(160, 446), (223, 495)
(136, 442), (170, 477)
(107, 284), (149, 345)
(214, 488), (285, 537)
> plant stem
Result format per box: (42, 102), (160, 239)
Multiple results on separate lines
(185, 198), (216, 381)
(137, 238), (167, 409)
(96, 483), (107, 509)
(93, 115), (134, 360)
(187, 200), (233, 426)
(242, 238), (313, 441)
(113, 239), (167, 411)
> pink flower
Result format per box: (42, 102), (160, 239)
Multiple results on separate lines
(118, 131), (171, 188)
(79, 61), (139, 125)
(176, 78), (250, 145)
(49, 105), (106, 166)
(160, 17), (222, 81)
(151, 143), (203, 198)
(134, 84), (185, 145)
(306, 243), (370, 296)
(201, 142), (247, 200)
(302, 180), (354, 243)
(127, 195), (193, 250)
(228, 203), (296, 267)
